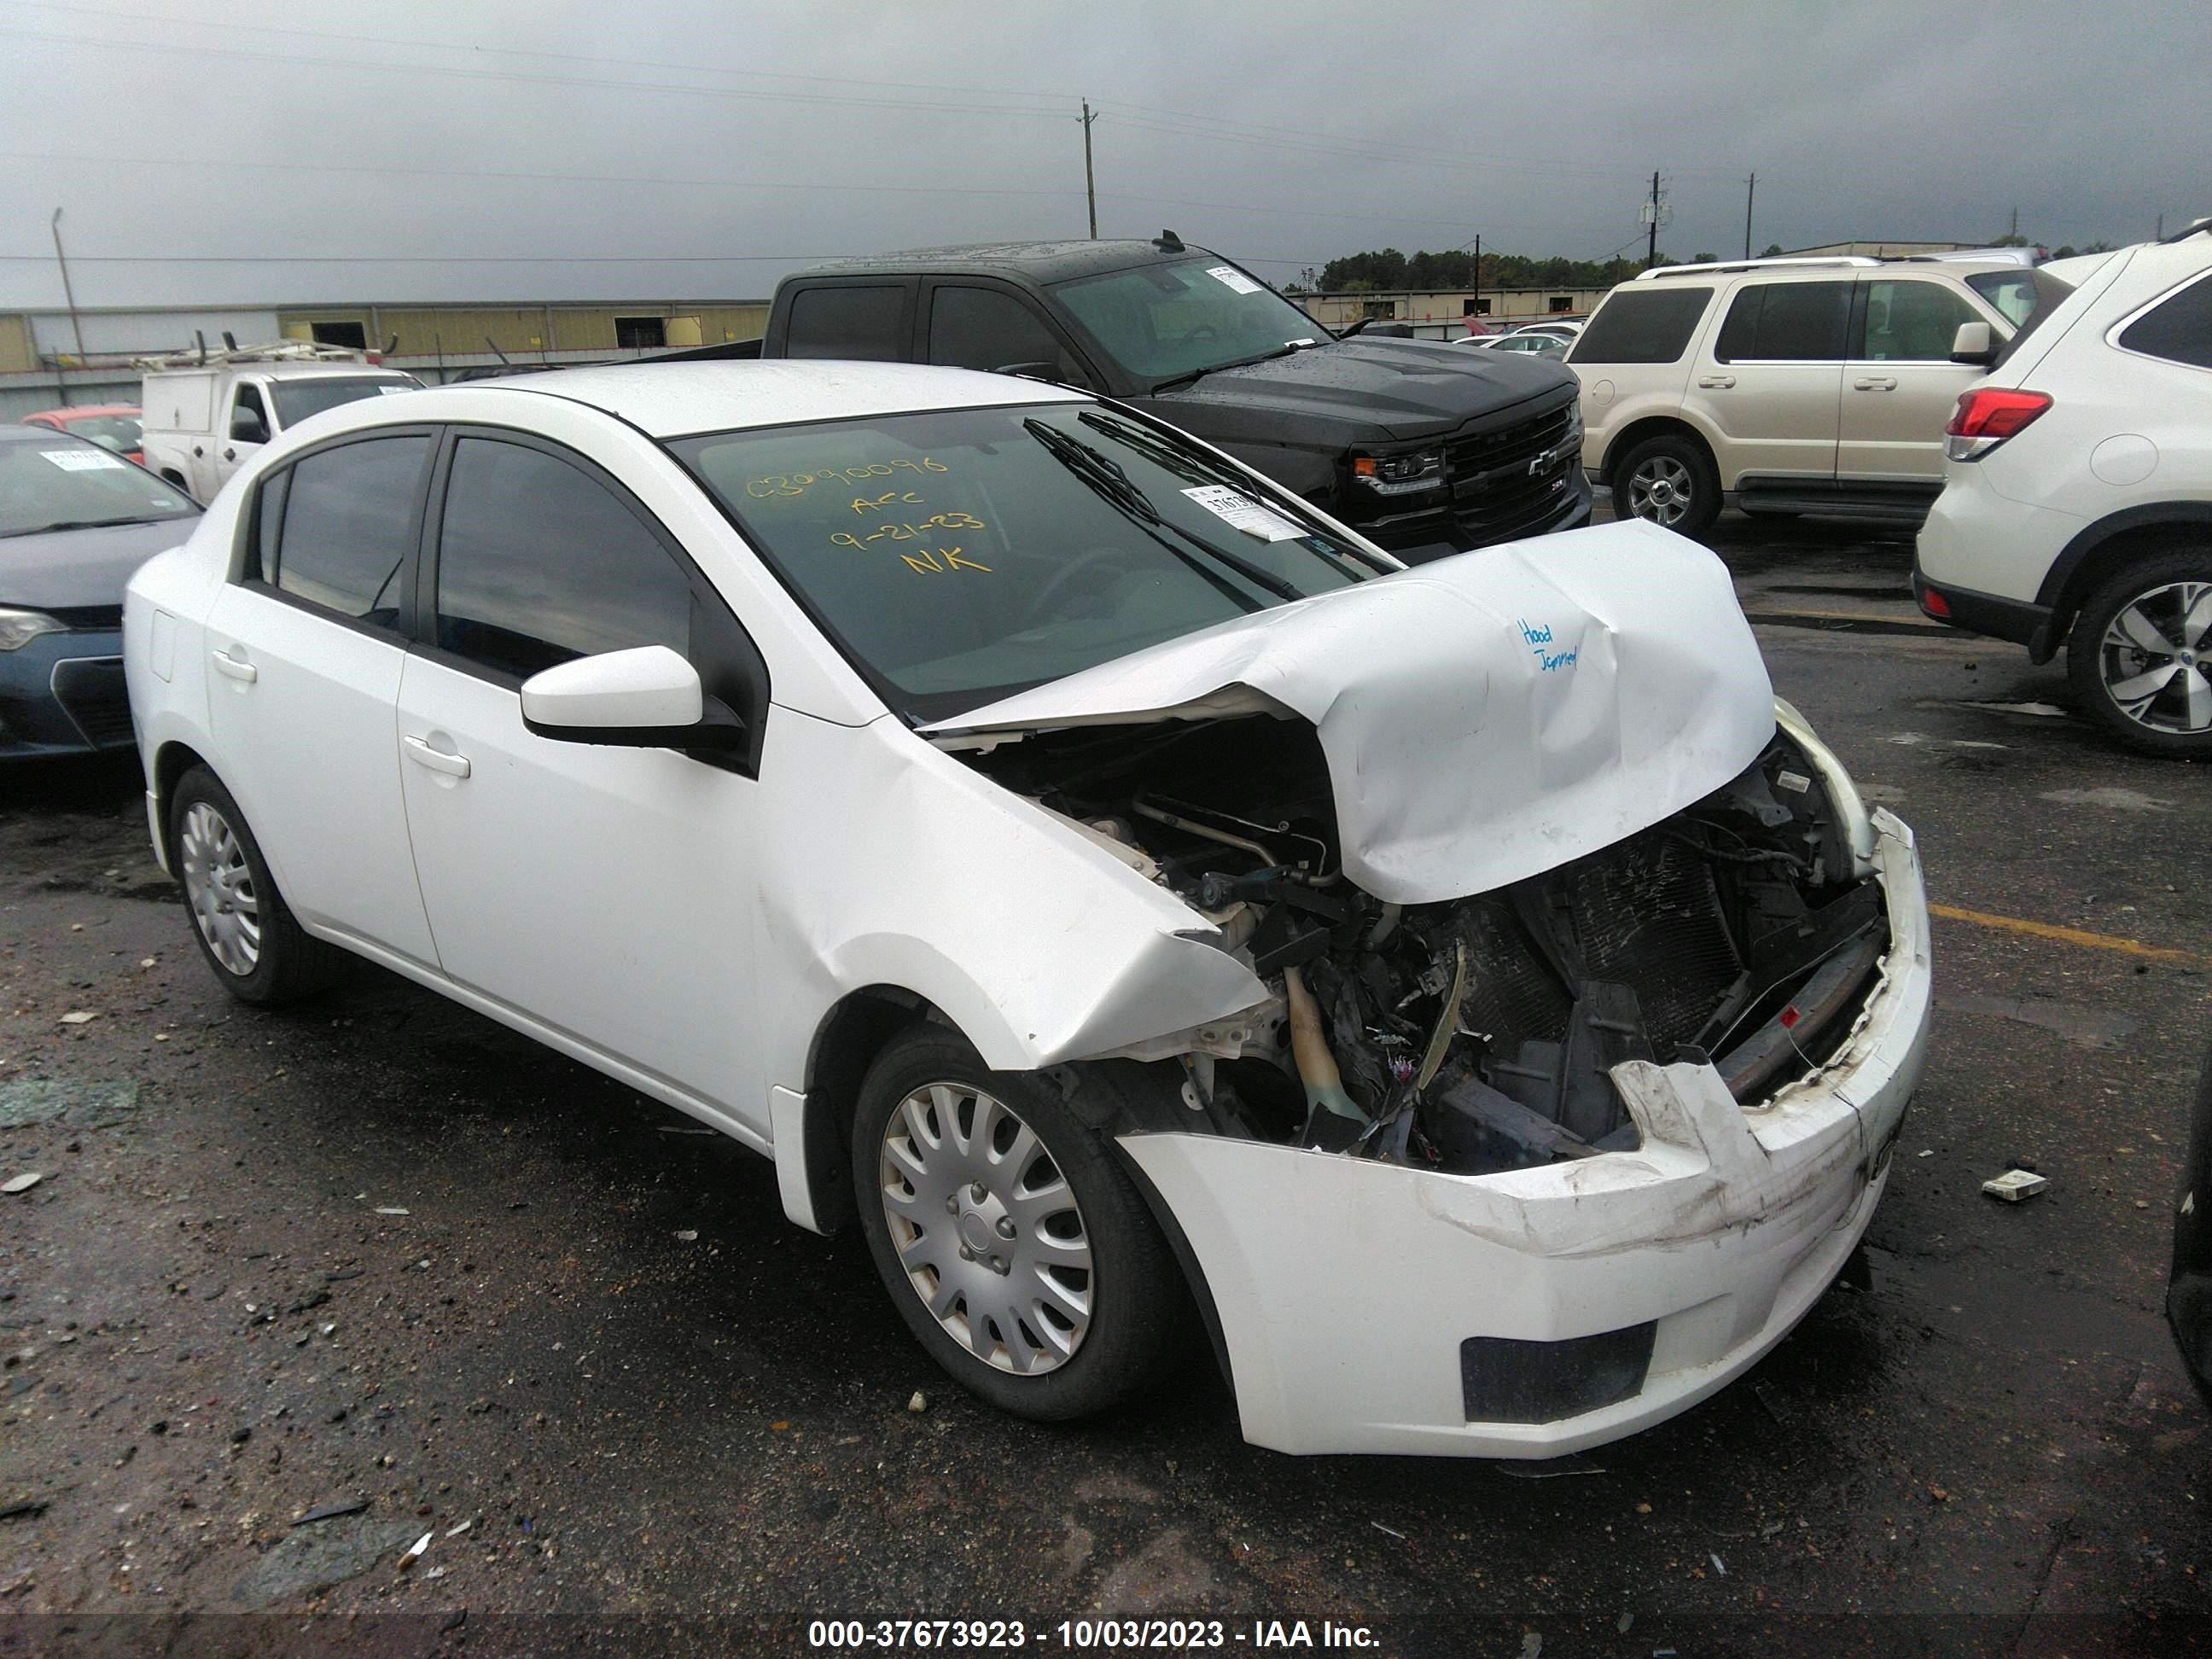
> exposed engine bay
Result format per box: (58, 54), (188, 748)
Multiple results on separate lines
(959, 713), (1889, 1177)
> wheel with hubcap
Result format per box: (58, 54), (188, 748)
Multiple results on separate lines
(851, 1028), (1187, 1420)
(168, 766), (345, 1003)
(1613, 433), (1721, 537)
(2067, 550), (2212, 758)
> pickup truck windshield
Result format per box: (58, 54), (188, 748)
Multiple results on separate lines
(672, 402), (1377, 722)
(270, 376), (421, 428)
(1053, 258), (1324, 388)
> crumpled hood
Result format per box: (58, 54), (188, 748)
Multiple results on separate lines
(0, 516), (200, 613)
(1155, 335), (1573, 442)
(924, 519), (1776, 905)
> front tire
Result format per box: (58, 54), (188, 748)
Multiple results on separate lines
(2066, 550), (2212, 758)
(168, 766), (346, 1004)
(851, 1028), (1187, 1421)
(1613, 433), (1721, 537)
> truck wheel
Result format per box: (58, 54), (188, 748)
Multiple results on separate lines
(169, 766), (346, 1003)
(851, 1028), (1187, 1421)
(1614, 434), (1720, 538)
(2066, 550), (2212, 758)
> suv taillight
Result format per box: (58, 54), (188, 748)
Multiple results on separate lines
(1945, 387), (2052, 462)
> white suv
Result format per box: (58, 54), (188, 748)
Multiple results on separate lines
(1569, 255), (2035, 536)
(1916, 224), (2212, 756)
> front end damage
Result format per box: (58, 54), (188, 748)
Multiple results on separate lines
(950, 700), (1930, 1456)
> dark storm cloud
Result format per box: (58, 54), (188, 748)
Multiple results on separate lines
(1, 0), (2204, 309)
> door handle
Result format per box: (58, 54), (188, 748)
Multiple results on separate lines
(210, 648), (257, 684)
(222, 447), (236, 461)
(1698, 375), (1736, 388)
(403, 734), (471, 779)
(1853, 376), (1897, 390)
(191, 445), (204, 457)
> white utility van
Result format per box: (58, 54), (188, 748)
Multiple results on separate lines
(138, 343), (422, 500)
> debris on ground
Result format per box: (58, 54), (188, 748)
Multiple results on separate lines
(673, 1229), (698, 1242)
(1, 1173), (43, 1195)
(907, 1391), (928, 1413)
(373, 1206), (409, 1216)
(293, 1497), (370, 1527)
(1371, 1521), (1406, 1540)
(57, 1011), (95, 1026)
(1494, 1456), (1607, 1480)
(1708, 1552), (1727, 1577)
(1982, 1169), (2049, 1202)
(399, 1530), (432, 1569)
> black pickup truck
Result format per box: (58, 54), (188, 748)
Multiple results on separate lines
(729, 236), (1589, 562)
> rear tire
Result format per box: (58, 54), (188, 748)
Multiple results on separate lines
(168, 766), (346, 1004)
(851, 1027), (1188, 1421)
(2065, 549), (2212, 759)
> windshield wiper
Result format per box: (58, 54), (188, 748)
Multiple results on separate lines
(1022, 419), (1304, 604)
(3, 515), (166, 538)
(1150, 339), (1317, 395)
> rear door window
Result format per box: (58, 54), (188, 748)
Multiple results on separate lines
(1712, 281), (1851, 362)
(2119, 273), (2212, 370)
(783, 284), (912, 361)
(263, 435), (430, 625)
(1567, 288), (1713, 364)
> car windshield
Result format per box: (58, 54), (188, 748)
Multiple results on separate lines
(0, 437), (195, 537)
(60, 414), (143, 451)
(672, 402), (1380, 722)
(1051, 258), (1324, 387)
(271, 375), (421, 428)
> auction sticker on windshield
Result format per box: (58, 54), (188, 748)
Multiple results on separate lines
(1182, 484), (1303, 540)
(41, 449), (129, 472)
(1206, 265), (1263, 295)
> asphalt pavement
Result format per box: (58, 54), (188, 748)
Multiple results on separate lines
(1, 511), (2208, 1657)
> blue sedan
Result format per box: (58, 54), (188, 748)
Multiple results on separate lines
(1, 424), (199, 759)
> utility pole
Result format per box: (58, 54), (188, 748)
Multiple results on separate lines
(49, 208), (86, 389)
(1743, 172), (1756, 259)
(2008, 204), (2018, 241)
(1471, 233), (1480, 322)
(1079, 100), (1099, 239)
(2157, 213), (2165, 240)
(1647, 171), (1662, 270)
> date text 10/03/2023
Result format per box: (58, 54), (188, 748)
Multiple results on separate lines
(805, 1618), (1380, 1650)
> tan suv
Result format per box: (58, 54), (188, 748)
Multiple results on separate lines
(1569, 255), (2037, 536)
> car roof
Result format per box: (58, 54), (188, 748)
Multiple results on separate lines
(787, 239), (1211, 285)
(20, 404), (139, 420)
(446, 359), (1091, 439)
(0, 422), (103, 446)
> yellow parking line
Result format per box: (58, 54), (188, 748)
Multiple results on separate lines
(1929, 902), (2198, 964)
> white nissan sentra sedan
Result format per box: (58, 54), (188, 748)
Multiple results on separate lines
(122, 362), (1930, 1458)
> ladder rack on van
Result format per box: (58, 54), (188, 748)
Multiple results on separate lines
(131, 340), (372, 371)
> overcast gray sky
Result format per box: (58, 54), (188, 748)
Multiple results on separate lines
(3, 0), (2206, 311)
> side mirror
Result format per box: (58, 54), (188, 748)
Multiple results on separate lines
(230, 407), (269, 444)
(520, 645), (746, 753)
(1950, 320), (1999, 366)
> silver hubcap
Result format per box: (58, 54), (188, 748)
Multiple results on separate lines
(2100, 580), (2212, 734)
(878, 1083), (1092, 1375)
(180, 801), (260, 976)
(1628, 456), (1694, 526)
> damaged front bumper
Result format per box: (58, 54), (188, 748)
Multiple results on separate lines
(1119, 808), (1930, 1458)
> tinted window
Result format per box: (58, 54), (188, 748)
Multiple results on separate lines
(268, 436), (428, 623)
(1859, 280), (1978, 361)
(1714, 282), (1850, 362)
(1052, 258), (1322, 384)
(783, 285), (910, 361)
(434, 437), (692, 681)
(2120, 273), (2212, 370)
(928, 287), (1070, 375)
(1568, 288), (1713, 364)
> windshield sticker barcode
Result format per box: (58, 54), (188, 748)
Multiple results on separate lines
(1182, 485), (1303, 541)
(41, 449), (128, 471)
(1206, 265), (1263, 296)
